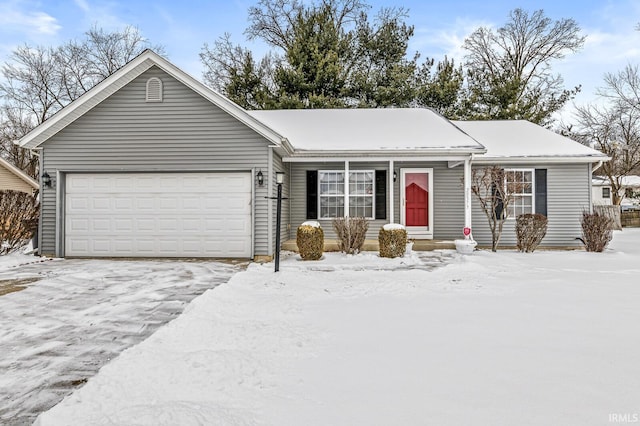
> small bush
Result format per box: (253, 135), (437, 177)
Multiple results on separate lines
(581, 211), (613, 252)
(296, 222), (324, 260)
(378, 226), (407, 258)
(516, 213), (548, 253)
(0, 190), (39, 255)
(332, 217), (369, 255)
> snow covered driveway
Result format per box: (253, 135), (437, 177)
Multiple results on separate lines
(0, 257), (245, 425)
(33, 231), (640, 425)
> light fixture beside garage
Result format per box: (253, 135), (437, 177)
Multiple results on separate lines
(276, 171), (285, 185)
(256, 170), (264, 186)
(42, 171), (52, 188)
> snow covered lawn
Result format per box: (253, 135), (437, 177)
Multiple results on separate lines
(0, 256), (245, 425)
(37, 231), (640, 426)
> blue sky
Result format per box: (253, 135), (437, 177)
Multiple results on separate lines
(1, 0), (639, 122)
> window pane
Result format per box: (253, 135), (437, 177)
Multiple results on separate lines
(320, 196), (344, 218)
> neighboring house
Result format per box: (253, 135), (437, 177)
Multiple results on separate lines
(0, 157), (39, 194)
(17, 50), (608, 259)
(592, 175), (640, 207)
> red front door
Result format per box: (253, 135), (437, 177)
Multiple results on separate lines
(405, 173), (429, 227)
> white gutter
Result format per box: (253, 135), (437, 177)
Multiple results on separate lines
(284, 154), (483, 163)
(473, 156), (611, 165)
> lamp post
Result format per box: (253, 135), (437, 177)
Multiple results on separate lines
(274, 171), (285, 272)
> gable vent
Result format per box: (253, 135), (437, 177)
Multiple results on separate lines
(146, 77), (163, 102)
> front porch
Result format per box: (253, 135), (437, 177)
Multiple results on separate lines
(282, 238), (456, 253)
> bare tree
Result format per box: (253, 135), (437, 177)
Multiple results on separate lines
(0, 26), (163, 177)
(461, 9), (585, 124)
(470, 166), (531, 251)
(599, 64), (640, 113)
(245, 0), (366, 50)
(572, 65), (640, 204)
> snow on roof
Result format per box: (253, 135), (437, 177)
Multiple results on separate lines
(593, 175), (640, 187)
(248, 108), (484, 153)
(453, 120), (608, 161)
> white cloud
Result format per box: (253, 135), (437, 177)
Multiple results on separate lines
(410, 17), (493, 63)
(73, 0), (90, 13)
(0, 2), (61, 36)
(72, 0), (126, 30)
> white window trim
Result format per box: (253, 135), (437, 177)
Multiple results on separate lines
(504, 168), (535, 219)
(318, 169), (375, 219)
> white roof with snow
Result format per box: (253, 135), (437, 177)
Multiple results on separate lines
(593, 175), (640, 187)
(248, 108), (484, 154)
(454, 120), (608, 163)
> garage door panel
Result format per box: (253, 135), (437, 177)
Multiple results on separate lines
(65, 172), (252, 257)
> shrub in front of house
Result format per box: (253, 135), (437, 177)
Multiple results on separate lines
(296, 221), (324, 260)
(580, 210), (613, 252)
(515, 213), (548, 253)
(378, 224), (407, 258)
(332, 217), (368, 255)
(0, 190), (39, 255)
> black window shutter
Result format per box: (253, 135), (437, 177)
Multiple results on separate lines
(492, 182), (504, 220)
(535, 169), (547, 216)
(375, 170), (387, 220)
(306, 170), (318, 219)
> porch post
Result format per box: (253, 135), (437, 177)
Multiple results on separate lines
(464, 157), (472, 231)
(389, 160), (394, 223)
(344, 160), (349, 217)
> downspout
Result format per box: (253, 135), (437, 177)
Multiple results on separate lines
(464, 155), (473, 233)
(32, 148), (43, 255)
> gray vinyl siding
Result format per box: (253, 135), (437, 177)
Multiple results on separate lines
(272, 151), (290, 253)
(289, 161), (591, 248)
(289, 162), (389, 239)
(40, 66), (272, 257)
(470, 163), (591, 248)
(289, 161), (464, 240)
(391, 161), (465, 240)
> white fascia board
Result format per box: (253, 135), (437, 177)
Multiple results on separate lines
(282, 148), (485, 162)
(0, 157), (39, 189)
(473, 155), (611, 165)
(283, 154), (477, 163)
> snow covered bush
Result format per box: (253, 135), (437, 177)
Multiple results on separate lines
(0, 190), (39, 255)
(580, 211), (613, 252)
(296, 221), (324, 260)
(332, 217), (368, 255)
(378, 224), (407, 258)
(516, 213), (548, 253)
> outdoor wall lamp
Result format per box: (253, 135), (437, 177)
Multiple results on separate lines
(276, 171), (285, 185)
(393, 171), (397, 182)
(42, 171), (52, 189)
(257, 170), (264, 186)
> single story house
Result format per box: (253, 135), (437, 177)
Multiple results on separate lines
(17, 50), (608, 259)
(0, 157), (39, 194)
(592, 175), (640, 207)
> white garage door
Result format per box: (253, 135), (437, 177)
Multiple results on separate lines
(65, 172), (252, 257)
